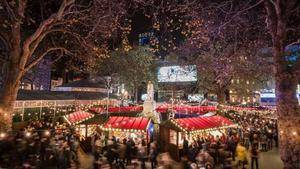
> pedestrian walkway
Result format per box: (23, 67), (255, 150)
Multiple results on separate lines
(76, 147), (283, 169)
(77, 147), (95, 169)
(257, 148), (283, 169)
(237, 148), (283, 169)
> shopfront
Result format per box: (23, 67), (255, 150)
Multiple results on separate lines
(160, 115), (237, 160)
(100, 116), (152, 143)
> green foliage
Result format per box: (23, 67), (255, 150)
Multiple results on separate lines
(95, 46), (157, 93)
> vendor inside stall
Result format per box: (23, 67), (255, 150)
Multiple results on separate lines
(160, 115), (237, 160)
(100, 116), (153, 144)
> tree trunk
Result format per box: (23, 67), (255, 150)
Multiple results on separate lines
(0, 63), (23, 131)
(31, 82), (34, 90)
(0, 21), (23, 131)
(216, 89), (226, 104)
(270, 14), (300, 167)
(276, 72), (300, 169)
(135, 87), (138, 104)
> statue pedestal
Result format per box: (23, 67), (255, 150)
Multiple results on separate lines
(142, 100), (156, 117)
(141, 81), (160, 140)
(141, 100), (160, 123)
(141, 100), (160, 140)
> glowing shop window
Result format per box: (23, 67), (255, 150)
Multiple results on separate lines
(170, 129), (177, 145)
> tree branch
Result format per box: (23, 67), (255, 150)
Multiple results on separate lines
(51, 48), (73, 64)
(0, 56), (8, 63)
(3, 0), (16, 21)
(20, 0), (75, 71)
(216, 0), (264, 32)
(24, 47), (68, 72)
(286, 40), (300, 48)
(17, 0), (27, 19)
(22, 0), (74, 58)
(264, 0), (277, 41)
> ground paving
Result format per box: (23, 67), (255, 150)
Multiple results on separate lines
(77, 148), (284, 169)
(253, 148), (283, 169)
(227, 148), (283, 169)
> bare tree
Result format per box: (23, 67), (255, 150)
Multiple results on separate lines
(263, 1), (300, 168)
(0, 0), (129, 130)
(184, 0), (300, 167)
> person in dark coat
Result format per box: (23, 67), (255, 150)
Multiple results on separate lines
(138, 140), (148, 169)
(150, 141), (158, 169)
(183, 138), (189, 157)
(251, 144), (259, 169)
(125, 138), (134, 165)
(227, 136), (236, 161)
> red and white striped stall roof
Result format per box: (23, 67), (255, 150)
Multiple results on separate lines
(90, 106), (143, 114)
(172, 115), (235, 132)
(102, 116), (150, 131)
(64, 111), (94, 125)
(156, 105), (217, 114)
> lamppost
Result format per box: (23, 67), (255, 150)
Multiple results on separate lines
(105, 76), (112, 118)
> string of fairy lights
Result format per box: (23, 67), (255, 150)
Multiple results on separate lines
(12, 100), (117, 120)
(8, 101), (297, 139)
(170, 118), (239, 138)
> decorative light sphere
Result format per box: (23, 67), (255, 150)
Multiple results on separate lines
(25, 132), (31, 137)
(0, 133), (6, 138)
(44, 130), (50, 136)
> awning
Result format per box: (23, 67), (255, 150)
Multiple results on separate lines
(64, 111), (94, 125)
(171, 115), (236, 133)
(101, 116), (151, 132)
(156, 105), (217, 114)
(90, 106), (143, 114)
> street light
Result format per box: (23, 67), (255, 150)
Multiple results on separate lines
(105, 76), (112, 118)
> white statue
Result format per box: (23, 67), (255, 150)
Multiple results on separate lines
(142, 81), (160, 124)
(147, 81), (154, 101)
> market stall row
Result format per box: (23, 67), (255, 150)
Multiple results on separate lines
(90, 105), (217, 115)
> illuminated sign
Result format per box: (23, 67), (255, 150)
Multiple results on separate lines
(158, 65), (197, 82)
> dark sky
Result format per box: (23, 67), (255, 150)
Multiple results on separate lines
(129, 11), (152, 44)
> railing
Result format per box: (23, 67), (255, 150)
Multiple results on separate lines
(14, 99), (120, 109)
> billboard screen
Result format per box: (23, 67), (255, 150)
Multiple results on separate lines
(158, 65), (197, 82)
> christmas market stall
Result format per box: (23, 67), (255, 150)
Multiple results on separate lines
(90, 106), (143, 114)
(100, 116), (153, 143)
(156, 105), (217, 115)
(64, 111), (94, 125)
(63, 111), (96, 139)
(160, 115), (237, 160)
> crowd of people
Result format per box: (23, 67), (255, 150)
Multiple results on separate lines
(89, 134), (159, 169)
(0, 109), (279, 169)
(84, 111), (278, 169)
(0, 118), (81, 168)
(175, 111), (278, 169)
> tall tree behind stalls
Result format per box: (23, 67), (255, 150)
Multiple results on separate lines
(264, 1), (300, 168)
(0, 0), (129, 131)
(188, 0), (300, 167)
(180, 39), (270, 103)
(176, 1), (271, 103)
(95, 46), (157, 103)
